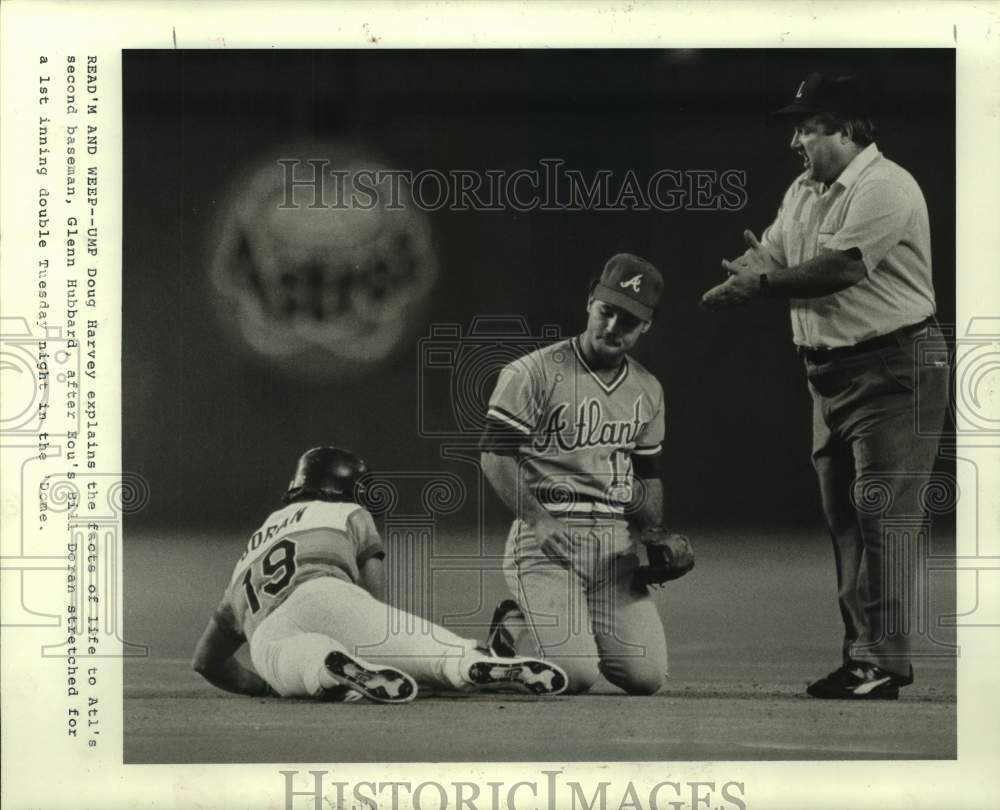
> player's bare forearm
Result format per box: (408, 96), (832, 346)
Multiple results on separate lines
(192, 615), (271, 697)
(480, 451), (550, 523)
(482, 451), (574, 557)
(197, 656), (272, 697)
(360, 557), (387, 602)
(630, 477), (664, 531)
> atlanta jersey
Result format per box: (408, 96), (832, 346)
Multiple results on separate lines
(480, 337), (665, 516)
(215, 501), (385, 641)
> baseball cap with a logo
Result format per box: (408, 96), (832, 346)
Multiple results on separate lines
(591, 253), (664, 322)
(775, 72), (870, 117)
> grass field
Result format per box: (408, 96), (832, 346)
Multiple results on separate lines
(124, 527), (957, 763)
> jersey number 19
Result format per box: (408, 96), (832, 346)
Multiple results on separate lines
(242, 539), (298, 614)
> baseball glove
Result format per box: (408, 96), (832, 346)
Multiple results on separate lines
(632, 528), (695, 589)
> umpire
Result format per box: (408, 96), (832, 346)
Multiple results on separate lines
(701, 72), (949, 699)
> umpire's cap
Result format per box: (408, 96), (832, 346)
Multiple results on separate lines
(283, 446), (368, 504)
(591, 253), (664, 322)
(775, 72), (871, 118)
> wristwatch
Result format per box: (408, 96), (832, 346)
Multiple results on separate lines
(759, 273), (771, 296)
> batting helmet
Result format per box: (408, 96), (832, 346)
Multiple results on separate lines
(282, 446), (369, 505)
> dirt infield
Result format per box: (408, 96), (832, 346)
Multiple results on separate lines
(124, 528), (956, 762)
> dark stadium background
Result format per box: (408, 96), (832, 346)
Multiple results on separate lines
(122, 48), (955, 533)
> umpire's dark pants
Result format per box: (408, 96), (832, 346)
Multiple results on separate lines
(805, 319), (949, 679)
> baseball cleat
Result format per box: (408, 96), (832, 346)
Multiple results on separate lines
(321, 651), (417, 704)
(485, 599), (521, 658)
(466, 657), (568, 696)
(806, 662), (912, 700)
(316, 684), (366, 703)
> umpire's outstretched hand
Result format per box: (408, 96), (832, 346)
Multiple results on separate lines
(701, 229), (778, 310)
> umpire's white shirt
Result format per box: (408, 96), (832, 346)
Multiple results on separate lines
(761, 143), (936, 349)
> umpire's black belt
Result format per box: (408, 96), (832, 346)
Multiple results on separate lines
(797, 316), (934, 364)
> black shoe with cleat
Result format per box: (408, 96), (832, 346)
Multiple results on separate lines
(466, 657), (568, 696)
(806, 661), (912, 700)
(322, 651), (417, 704)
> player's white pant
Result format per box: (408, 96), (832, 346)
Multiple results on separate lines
(249, 576), (479, 698)
(503, 516), (668, 695)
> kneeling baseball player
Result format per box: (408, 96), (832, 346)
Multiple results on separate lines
(480, 254), (694, 695)
(192, 446), (567, 703)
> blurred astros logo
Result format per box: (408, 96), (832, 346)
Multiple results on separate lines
(210, 143), (437, 380)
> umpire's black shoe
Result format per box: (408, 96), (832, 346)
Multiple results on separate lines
(806, 662), (912, 700)
(485, 599), (521, 658)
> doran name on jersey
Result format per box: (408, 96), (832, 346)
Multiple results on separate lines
(238, 506), (307, 563)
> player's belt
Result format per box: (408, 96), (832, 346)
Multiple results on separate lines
(541, 500), (625, 516)
(797, 316), (934, 364)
